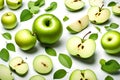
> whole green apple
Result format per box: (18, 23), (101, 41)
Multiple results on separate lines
(101, 30), (120, 54)
(1, 12), (17, 29)
(15, 29), (37, 50)
(6, 0), (22, 10)
(0, 0), (4, 9)
(32, 14), (63, 44)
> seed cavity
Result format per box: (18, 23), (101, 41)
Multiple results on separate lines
(41, 62), (48, 67)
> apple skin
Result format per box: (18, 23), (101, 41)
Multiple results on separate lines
(112, 4), (120, 16)
(32, 14), (63, 44)
(0, 0), (4, 9)
(1, 12), (17, 29)
(15, 29), (37, 51)
(101, 30), (120, 54)
(6, 0), (22, 10)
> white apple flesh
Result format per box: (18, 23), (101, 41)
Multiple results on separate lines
(29, 75), (46, 80)
(89, 0), (104, 7)
(112, 4), (120, 16)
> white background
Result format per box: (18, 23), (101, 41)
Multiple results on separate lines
(0, 0), (120, 80)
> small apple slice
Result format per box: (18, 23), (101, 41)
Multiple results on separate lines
(112, 4), (120, 16)
(89, 0), (104, 7)
(9, 57), (29, 76)
(67, 15), (89, 34)
(33, 55), (53, 74)
(0, 64), (14, 80)
(29, 75), (46, 80)
(64, 0), (85, 11)
(69, 69), (97, 80)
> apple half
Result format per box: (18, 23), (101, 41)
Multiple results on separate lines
(89, 0), (104, 7)
(112, 4), (120, 16)
(64, 0), (85, 11)
(67, 15), (89, 34)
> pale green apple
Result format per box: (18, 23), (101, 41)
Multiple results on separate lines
(101, 30), (120, 54)
(32, 14), (63, 44)
(0, 0), (4, 9)
(89, 0), (104, 7)
(15, 29), (37, 50)
(29, 75), (46, 80)
(6, 0), (22, 9)
(1, 12), (17, 29)
(112, 4), (120, 16)
(88, 6), (111, 24)
(67, 15), (89, 33)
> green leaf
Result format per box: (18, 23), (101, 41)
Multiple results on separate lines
(6, 43), (15, 52)
(2, 32), (12, 40)
(29, 6), (40, 14)
(53, 69), (67, 79)
(95, 26), (101, 33)
(58, 53), (72, 68)
(89, 33), (98, 40)
(28, 1), (35, 9)
(108, 1), (116, 7)
(45, 47), (57, 56)
(35, 0), (45, 7)
(110, 23), (119, 29)
(45, 2), (57, 12)
(63, 16), (69, 22)
(105, 75), (114, 80)
(104, 26), (111, 31)
(20, 9), (33, 22)
(0, 48), (9, 62)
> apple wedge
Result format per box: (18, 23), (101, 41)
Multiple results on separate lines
(67, 15), (89, 34)
(112, 4), (120, 16)
(64, 0), (85, 11)
(89, 0), (104, 7)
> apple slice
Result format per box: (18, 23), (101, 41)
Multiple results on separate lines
(29, 75), (45, 80)
(69, 69), (97, 80)
(67, 15), (89, 34)
(64, 0), (85, 11)
(89, 0), (104, 7)
(0, 64), (14, 80)
(112, 4), (120, 16)
(9, 57), (29, 76)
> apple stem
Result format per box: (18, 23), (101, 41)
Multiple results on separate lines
(83, 31), (91, 40)
(99, 4), (104, 12)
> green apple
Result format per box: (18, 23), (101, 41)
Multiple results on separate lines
(0, 64), (14, 80)
(0, 0), (4, 9)
(1, 12), (17, 29)
(9, 57), (29, 76)
(101, 30), (120, 54)
(69, 69), (97, 80)
(64, 0), (85, 11)
(29, 75), (46, 80)
(15, 29), (37, 50)
(88, 6), (111, 24)
(6, 0), (22, 10)
(32, 14), (63, 44)
(33, 55), (53, 74)
(89, 0), (104, 7)
(67, 15), (89, 33)
(66, 34), (96, 58)
(112, 4), (120, 16)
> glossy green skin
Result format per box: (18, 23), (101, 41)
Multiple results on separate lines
(1, 12), (17, 29)
(32, 14), (63, 44)
(6, 0), (22, 10)
(0, 0), (4, 9)
(15, 29), (36, 50)
(101, 30), (120, 54)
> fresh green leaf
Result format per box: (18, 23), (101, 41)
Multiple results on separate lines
(58, 53), (72, 68)
(63, 16), (69, 22)
(89, 33), (98, 40)
(105, 26), (111, 31)
(2, 32), (12, 40)
(95, 26), (101, 32)
(53, 69), (67, 79)
(0, 48), (9, 62)
(35, 0), (45, 7)
(108, 1), (116, 7)
(105, 75), (114, 80)
(45, 47), (57, 56)
(28, 1), (35, 9)
(6, 43), (15, 52)
(29, 6), (40, 14)
(20, 9), (33, 22)
(45, 2), (57, 12)
(110, 23), (119, 29)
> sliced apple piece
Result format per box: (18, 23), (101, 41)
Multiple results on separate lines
(89, 0), (104, 7)
(64, 0), (85, 11)
(67, 15), (89, 34)
(29, 75), (46, 80)
(112, 4), (120, 16)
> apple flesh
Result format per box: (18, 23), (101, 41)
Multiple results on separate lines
(69, 69), (97, 80)
(29, 75), (46, 80)
(101, 30), (120, 54)
(33, 55), (53, 74)
(66, 36), (96, 58)
(64, 0), (85, 11)
(32, 14), (63, 44)
(0, 64), (14, 80)
(0, 0), (4, 9)
(15, 29), (36, 51)
(88, 6), (111, 24)
(67, 15), (89, 33)
(1, 12), (17, 29)
(89, 0), (104, 7)
(6, 0), (22, 9)
(112, 4), (120, 16)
